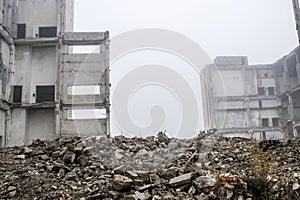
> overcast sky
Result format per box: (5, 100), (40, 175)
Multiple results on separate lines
(74, 0), (298, 64)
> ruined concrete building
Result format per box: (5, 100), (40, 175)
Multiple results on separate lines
(201, 50), (300, 139)
(0, 0), (110, 147)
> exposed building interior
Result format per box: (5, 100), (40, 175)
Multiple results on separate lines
(201, 47), (300, 139)
(0, 0), (110, 147)
(201, 57), (282, 140)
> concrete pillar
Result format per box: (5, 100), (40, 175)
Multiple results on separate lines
(295, 54), (300, 84)
(288, 94), (295, 120)
(283, 60), (289, 91)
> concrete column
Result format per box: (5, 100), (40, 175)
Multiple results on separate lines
(55, 40), (62, 137)
(283, 60), (289, 91)
(288, 94), (295, 120)
(295, 54), (300, 84)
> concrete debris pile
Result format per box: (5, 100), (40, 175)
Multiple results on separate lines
(0, 132), (299, 199)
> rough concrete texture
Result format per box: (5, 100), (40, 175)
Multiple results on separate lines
(0, 132), (299, 199)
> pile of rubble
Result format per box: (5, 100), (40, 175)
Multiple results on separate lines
(0, 132), (299, 199)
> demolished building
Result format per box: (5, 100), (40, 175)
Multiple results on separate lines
(201, 49), (300, 139)
(0, 0), (110, 147)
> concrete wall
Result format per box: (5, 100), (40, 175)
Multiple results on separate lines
(8, 108), (27, 146)
(64, 0), (74, 32)
(27, 109), (55, 144)
(0, 0), (17, 37)
(0, 110), (5, 146)
(13, 46), (57, 103)
(212, 69), (245, 97)
(17, 0), (57, 38)
(30, 46), (57, 103)
(0, 39), (12, 100)
(244, 69), (257, 95)
(13, 45), (31, 102)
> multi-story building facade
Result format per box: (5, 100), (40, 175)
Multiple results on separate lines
(201, 56), (283, 140)
(0, 0), (110, 147)
(274, 46), (300, 138)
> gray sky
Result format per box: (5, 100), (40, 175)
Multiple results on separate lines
(74, 0), (298, 64)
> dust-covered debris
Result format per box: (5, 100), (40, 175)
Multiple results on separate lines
(0, 133), (299, 199)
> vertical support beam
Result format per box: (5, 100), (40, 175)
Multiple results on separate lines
(288, 94), (295, 120)
(283, 60), (290, 91)
(295, 53), (300, 84)
(4, 108), (10, 147)
(55, 38), (63, 137)
(292, 0), (300, 44)
(103, 31), (110, 137)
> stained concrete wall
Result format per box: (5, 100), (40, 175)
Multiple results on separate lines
(212, 69), (245, 97)
(17, 0), (57, 38)
(8, 108), (27, 146)
(13, 45), (31, 103)
(0, 110), (5, 146)
(27, 109), (55, 144)
(30, 46), (57, 103)
(202, 56), (282, 139)
(244, 69), (257, 95)
(13, 46), (57, 103)
(0, 38), (12, 100)
(64, 0), (74, 32)
(0, 0), (17, 37)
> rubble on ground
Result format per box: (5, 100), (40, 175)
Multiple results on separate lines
(0, 132), (299, 199)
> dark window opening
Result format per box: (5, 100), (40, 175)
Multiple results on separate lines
(258, 87), (265, 95)
(259, 100), (262, 108)
(0, 136), (2, 147)
(272, 118), (280, 127)
(36, 85), (55, 103)
(264, 73), (268, 77)
(13, 86), (22, 103)
(17, 24), (26, 39)
(268, 87), (275, 95)
(38, 26), (57, 38)
(262, 118), (269, 127)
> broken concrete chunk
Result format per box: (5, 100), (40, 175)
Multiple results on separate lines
(64, 172), (77, 181)
(63, 151), (76, 163)
(113, 174), (133, 191)
(14, 155), (25, 160)
(169, 173), (192, 186)
(7, 186), (16, 191)
(193, 176), (216, 189)
(23, 147), (33, 154)
(77, 155), (88, 166)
